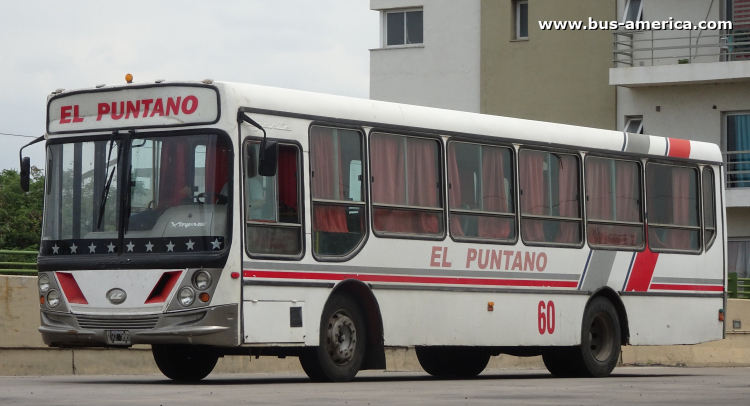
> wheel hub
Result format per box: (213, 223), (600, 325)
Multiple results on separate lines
(589, 312), (614, 362)
(326, 311), (357, 365)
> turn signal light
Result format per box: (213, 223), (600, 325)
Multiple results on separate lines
(199, 292), (210, 303)
(719, 309), (725, 322)
(125, 73), (133, 83)
(488, 301), (494, 312)
(40, 295), (45, 305)
(231, 272), (240, 279)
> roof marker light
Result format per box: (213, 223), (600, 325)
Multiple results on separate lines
(125, 73), (133, 83)
(96, 84), (106, 88)
(202, 78), (214, 84)
(155, 79), (165, 83)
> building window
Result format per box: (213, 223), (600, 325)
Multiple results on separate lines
(519, 149), (582, 246)
(624, 116), (644, 134)
(703, 167), (717, 250)
(370, 133), (443, 237)
(623, 0), (643, 23)
(729, 239), (750, 278)
(309, 126), (366, 258)
(646, 163), (700, 252)
(447, 141), (516, 242)
(586, 157), (643, 249)
(726, 113), (750, 188)
(515, 0), (529, 39)
(245, 142), (303, 258)
(385, 9), (423, 46)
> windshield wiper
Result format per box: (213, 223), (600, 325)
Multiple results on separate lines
(97, 132), (119, 229)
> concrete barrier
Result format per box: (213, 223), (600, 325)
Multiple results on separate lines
(2, 275), (749, 376)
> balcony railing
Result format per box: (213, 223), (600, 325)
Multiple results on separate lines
(724, 150), (750, 189)
(613, 30), (750, 67)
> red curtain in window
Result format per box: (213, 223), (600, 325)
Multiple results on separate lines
(556, 155), (579, 243)
(479, 147), (510, 239)
(372, 135), (439, 234)
(204, 137), (229, 203)
(447, 144), (464, 236)
(616, 161), (639, 221)
(586, 159), (613, 221)
(407, 137), (439, 234)
(311, 130), (348, 233)
(158, 140), (188, 208)
(666, 167), (693, 249)
(520, 151), (545, 241)
(278, 146), (298, 212)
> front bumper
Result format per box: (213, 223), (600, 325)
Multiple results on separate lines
(39, 304), (239, 347)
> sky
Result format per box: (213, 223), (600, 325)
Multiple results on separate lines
(0, 0), (378, 172)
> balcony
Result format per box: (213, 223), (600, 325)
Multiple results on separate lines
(610, 30), (750, 87)
(725, 150), (750, 207)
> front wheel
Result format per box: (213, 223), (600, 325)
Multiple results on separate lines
(152, 344), (218, 381)
(299, 293), (366, 382)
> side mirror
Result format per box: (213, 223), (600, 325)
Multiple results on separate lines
(258, 139), (278, 177)
(246, 144), (257, 178)
(20, 157), (31, 192)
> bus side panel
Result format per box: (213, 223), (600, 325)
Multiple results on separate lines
(374, 290), (588, 347)
(241, 285), (330, 346)
(623, 296), (723, 345)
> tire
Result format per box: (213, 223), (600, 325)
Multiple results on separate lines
(542, 297), (621, 378)
(152, 344), (218, 381)
(299, 293), (366, 382)
(415, 346), (490, 378)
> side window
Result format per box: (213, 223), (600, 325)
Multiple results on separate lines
(646, 163), (700, 252)
(245, 142), (302, 258)
(585, 157), (643, 249)
(370, 133), (444, 237)
(447, 141), (516, 242)
(703, 167), (717, 250)
(519, 149), (582, 245)
(310, 126), (366, 258)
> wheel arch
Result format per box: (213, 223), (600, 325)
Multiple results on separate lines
(329, 278), (386, 370)
(587, 287), (630, 345)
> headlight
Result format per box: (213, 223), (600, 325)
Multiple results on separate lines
(192, 271), (211, 291)
(38, 274), (50, 294)
(178, 287), (195, 307)
(47, 290), (60, 308)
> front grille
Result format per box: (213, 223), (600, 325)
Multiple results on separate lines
(75, 314), (160, 330)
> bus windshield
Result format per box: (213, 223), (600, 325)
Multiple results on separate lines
(41, 133), (230, 256)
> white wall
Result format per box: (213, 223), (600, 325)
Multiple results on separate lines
(369, 0), (481, 112)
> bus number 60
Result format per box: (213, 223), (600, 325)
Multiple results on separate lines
(538, 300), (555, 335)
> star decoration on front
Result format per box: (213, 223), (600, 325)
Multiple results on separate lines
(88, 243), (97, 253)
(186, 239), (195, 250)
(166, 241), (175, 252)
(145, 241), (154, 252)
(210, 238), (222, 250)
(126, 241), (135, 252)
(70, 243), (78, 254)
(107, 242), (116, 253)
(51, 244), (60, 254)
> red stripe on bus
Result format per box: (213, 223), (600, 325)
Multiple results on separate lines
(56, 272), (89, 304)
(649, 283), (724, 292)
(624, 248), (659, 292)
(242, 270), (579, 288)
(667, 138), (691, 158)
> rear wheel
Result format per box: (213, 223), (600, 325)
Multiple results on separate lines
(299, 293), (366, 382)
(152, 344), (218, 381)
(416, 347), (490, 378)
(543, 297), (621, 378)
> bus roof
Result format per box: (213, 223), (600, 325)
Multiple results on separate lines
(46, 80), (723, 164)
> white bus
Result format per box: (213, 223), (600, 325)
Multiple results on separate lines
(21, 78), (726, 381)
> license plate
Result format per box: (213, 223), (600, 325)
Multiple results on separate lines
(106, 330), (131, 345)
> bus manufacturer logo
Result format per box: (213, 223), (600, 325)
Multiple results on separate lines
(107, 288), (127, 305)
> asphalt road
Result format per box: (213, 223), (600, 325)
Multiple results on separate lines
(1, 367), (749, 406)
